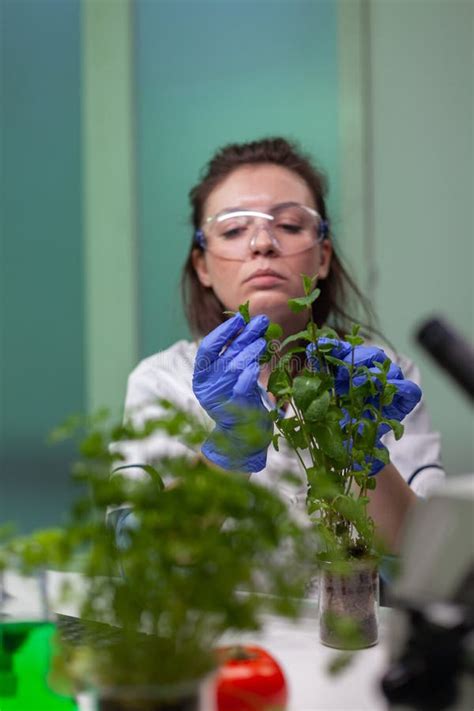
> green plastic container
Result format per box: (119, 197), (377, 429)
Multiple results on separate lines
(0, 620), (78, 710)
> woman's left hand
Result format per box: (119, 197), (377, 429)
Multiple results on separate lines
(306, 338), (422, 474)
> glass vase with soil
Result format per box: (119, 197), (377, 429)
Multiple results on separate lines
(319, 558), (379, 649)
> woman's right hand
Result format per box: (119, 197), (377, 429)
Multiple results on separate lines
(192, 313), (274, 473)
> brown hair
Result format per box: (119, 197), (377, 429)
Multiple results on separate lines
(182, 137), (376, 338)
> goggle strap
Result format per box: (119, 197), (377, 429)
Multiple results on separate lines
(194, 229), (206, 248)
(319, 220), (330, 240)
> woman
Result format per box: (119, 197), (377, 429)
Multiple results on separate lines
(120, 137), (444, 551)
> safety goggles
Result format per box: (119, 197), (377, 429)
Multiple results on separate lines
(194, 202), (329, 261)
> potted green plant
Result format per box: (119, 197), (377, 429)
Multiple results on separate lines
(240, 275), (411, 649)
(3, 404), (314, 710)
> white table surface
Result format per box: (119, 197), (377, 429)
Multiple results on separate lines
(218, 608), (390, 711)
(3, 571), (391, 711)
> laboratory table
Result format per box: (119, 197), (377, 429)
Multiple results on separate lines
(4, 571), (392, 711)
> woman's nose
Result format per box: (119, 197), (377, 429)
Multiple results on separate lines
(249, 223), (279, 255)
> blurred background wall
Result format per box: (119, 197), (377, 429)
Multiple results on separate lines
(1, 0), (472, 531)
(1, 0), (84, 530)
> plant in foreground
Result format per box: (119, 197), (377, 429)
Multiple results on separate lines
(2, 404), (314, 702)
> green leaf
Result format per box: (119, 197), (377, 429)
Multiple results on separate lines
(313, 424), (347, 463)
(293, 374), (324, 411)
(278, 346), (307, 369)
(355, 419), (377, 449)
(384, 419), (404, 440)
(332, 496), (372, 538)
(331, 404), (347, 419)
(312, 522), (340, 553)
(79, 431), (105, 458)
(322, 354), (347, 367)
(280, 329), (313, 349)
(113, 464), (165, 491)
(265, 322), (283, 341)
(307, 321), (318, 341)
(267, 368), (291, 398)
(307, 467), (343, 500)
(307, 499), (321, 515)
(287, 300), (308, 314)
(327, 652), (355, 675)
(238, 301), (251, 323)
(278, 418), (308, 450)
(287, 288), (320, 313)
(375, 446), (390, 465)
(259, 321), (282, 362)
(353, 472), (367, 489)
(318, 326), (338, 339)
(344, 325), (364, 347)
(272, 434), (280, 452)
(345, 335), (364, 347)
(381, 384), (397, 406)
(316, 342), (339, 355)
(377, 358), (392, 374)
(301, 273), (317, 295)
(47, 413), (84, 444)
(305, 391), (330, 421)
(288, 427), (308, 450)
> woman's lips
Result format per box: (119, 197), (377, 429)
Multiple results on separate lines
(244, 269), (286, 287)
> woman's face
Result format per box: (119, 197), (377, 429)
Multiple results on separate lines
(192, 164), (332, 333)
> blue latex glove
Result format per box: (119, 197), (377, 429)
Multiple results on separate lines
(307, 338), (422, 474)
(193, 313), (274, 473)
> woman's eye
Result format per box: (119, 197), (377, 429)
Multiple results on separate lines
(276, 222), (303, 234)
(221, 226), (247, 239)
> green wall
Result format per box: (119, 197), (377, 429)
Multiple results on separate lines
(369, 0), (473, 474)
(0, 0), (84, 530)
(134, 0), (341, 357)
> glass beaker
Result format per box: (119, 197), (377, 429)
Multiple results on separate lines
(319, 559), (379, 649)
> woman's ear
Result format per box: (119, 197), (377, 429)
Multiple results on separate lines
(191, 248), (212, 287)
(318, 240), (332, 279)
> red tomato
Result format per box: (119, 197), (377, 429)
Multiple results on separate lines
(215, 645), (288, 711)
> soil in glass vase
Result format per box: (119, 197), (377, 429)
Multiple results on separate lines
(319, 559), (379, 649)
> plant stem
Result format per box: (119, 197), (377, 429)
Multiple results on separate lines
(274, 419), (309, 478)
(293, 400), (321, 466)
(345, 346), (356, 497)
